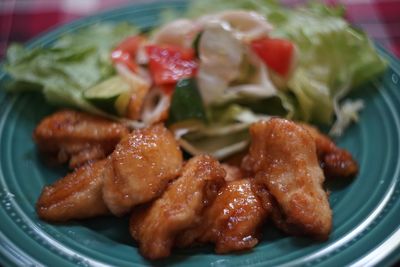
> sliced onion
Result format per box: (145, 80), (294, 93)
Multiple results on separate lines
(197, 10), (273, 43)
(117, 118), (145, 129)
(115, 63), (151, 120)
(218, 10), (273, 42)
(189, 123), (250, 137)
(115, 63), (150, 87)
(197, 22), (243, 105)
(197, 68), (229, 105)
(217, 57), (278, 102)
(152, 19), (200, 48)
(141, 87), (171, 125)
(178, 137), (249, 160)
(199, 22), (243, 80)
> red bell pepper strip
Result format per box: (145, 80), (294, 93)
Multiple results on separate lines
(145, 45), (198, 89)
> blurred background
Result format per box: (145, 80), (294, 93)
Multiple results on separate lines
(0, 0), (399, 58)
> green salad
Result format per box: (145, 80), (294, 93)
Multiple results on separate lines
(3, 0), (386, 159)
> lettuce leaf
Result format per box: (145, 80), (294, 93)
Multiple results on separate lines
(4, 23), (138, 112)
(272, 4), (386, 123)
(187, 0), (386, 125)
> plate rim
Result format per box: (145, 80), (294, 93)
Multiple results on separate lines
(0, 1), (399, 266)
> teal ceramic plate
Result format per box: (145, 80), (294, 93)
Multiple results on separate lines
(1, 1), (399, 266)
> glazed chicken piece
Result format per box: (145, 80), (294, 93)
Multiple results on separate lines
(177, 178), (271, 253)
(102, 124), (183, 216)
(242, 119), (332, 240)
(37, 124), (182, 221)
(36, 159), (110, 222)
(299, 123), (358, 179)
(221, 164), (244, 182)
(33, 109), (129, 169)
(129, 155), (226, 260)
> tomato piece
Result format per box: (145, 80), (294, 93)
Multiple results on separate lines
(145, 45), (198, 86)
(251, 37), (295, 77)
(111, 35), (145, 72)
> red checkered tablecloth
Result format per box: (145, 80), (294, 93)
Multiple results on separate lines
(0, 0), (399, 58)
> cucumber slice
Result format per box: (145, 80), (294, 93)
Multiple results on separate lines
(167, 78), (207, 125)
(84, 76), (131, 116)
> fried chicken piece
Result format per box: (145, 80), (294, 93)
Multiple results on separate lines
(221, 164), (244, 182)
(177, 178), (271, 253)
(33, 109), (129, 169)
(37, 124), (182, 221)
(242, 119), (332, 240)
(36, 159), (110, 222)
(299, 123), (358, 179)
(103, 124), (183, 216)
(223, 150), (248, 168)
(129, 155), (226, 260)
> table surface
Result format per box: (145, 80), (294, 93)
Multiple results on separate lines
(0, 0), (399, 59)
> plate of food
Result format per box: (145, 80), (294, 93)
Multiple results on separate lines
(0, 0), (399, 266)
